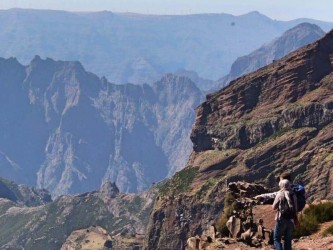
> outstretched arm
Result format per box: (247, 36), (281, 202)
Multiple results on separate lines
(255, 191), (278, 200)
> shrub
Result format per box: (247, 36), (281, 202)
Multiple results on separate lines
(294, 213), (319, 238)
(303, 203), (333, 223)
(294, 202), (333, 238)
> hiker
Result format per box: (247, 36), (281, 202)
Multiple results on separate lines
(254, 173), (292, 202)
(254, 172), (306, 212)
(272, 179), (297, 250)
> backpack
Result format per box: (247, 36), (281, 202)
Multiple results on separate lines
(292, 184), (306, 212)
(279, 191), (296, 220)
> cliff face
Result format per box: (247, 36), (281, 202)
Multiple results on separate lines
(0, 57), (202, 195)
(146, 30), (333, 249)
(216, 23), (325, 89)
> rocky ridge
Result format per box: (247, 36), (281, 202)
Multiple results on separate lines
(146, 28), (333, 249)
(0, 180), (155, 250)
(216, 23), (325, 89)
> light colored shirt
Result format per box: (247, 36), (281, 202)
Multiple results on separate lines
(272, 190), (298, 221)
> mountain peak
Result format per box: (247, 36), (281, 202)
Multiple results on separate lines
(241, 10), (272, 20)
(283, 22), (325, 38)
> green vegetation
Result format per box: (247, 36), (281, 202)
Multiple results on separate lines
(216, 191), (237, 236)
(294, 202), (333, 238)
(158, 167), (199, 197)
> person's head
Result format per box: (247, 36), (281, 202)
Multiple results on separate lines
(279, 172), (292, 182)
(279, 179), (291, 190)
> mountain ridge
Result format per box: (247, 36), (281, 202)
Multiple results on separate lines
(0, 9), (332, 85)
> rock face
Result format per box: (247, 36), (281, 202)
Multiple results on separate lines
(0, 176), (51, 206)
(216, 23), (325, 89)
(0, 9), (332, 85)
(0, 181), (156, 250)
(0, 57), (202, 195)
(146, 29), (333, 249)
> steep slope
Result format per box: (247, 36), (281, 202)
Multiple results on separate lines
(0, 181), (156, 250)
(0, 9), (332, 85)
(0, 57), (202, 195)
(146, 28), (333, 249)
(216, 23), (325, 89)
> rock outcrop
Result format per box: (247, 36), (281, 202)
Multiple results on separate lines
(61, 226), (145, 250)
(60, 226), (113, 250)
(146, 29), (333, 249)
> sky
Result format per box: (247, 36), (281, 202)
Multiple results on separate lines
(0, 0), (332, 22)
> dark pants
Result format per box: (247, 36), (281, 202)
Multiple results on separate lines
(274, 218), (294, 250)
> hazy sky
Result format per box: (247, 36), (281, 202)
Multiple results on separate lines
(0, 0), (332, 22)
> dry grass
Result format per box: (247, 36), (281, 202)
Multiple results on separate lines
(63, 226), (111, 250)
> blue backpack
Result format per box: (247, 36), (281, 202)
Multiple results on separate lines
(292, 184), (306, 212)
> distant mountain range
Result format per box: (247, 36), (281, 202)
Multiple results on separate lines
(216, 23), (325, 89)
(0, 9), (332, 86)
(0, 56), (202, 196)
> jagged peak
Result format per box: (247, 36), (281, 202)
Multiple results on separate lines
(28, 55), (87, 76)
(99, 181), (119, 198)
(0, 56), (22, 67)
